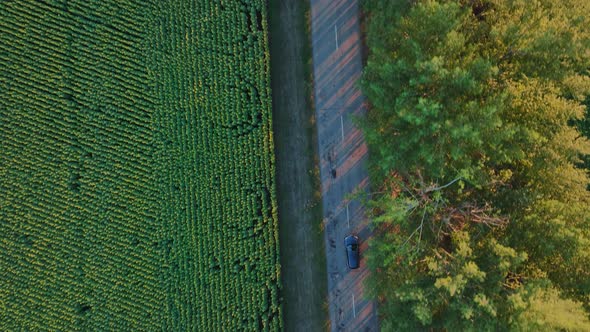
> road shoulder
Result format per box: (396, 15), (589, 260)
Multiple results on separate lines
(268, 1), (329, 331)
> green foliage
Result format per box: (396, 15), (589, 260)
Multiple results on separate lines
(368, 193), (590, 330)
(362, 0), (510, 183)
(507, 200), (590, 302)
(0, 0), (282, 330)
(362, 0), (590, 329)
(511, 286), (590, 332)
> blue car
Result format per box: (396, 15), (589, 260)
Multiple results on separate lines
(344, 235), (360, 269)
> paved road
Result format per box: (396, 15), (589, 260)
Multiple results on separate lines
(309, 0), (379, 331)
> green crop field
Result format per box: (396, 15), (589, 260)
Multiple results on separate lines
(0, 0), (282, 330)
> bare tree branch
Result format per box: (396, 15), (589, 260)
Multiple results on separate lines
(423, 176), (462, 194)
(417, 204), (427, 249)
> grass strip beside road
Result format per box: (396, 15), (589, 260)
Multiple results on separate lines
(269, 0), (329, 331)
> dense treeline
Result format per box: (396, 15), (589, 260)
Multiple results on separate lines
(0, 0), (281, 330)
(361, 0), (590, 330)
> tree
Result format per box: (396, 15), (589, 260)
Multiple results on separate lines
(361, 0), (590, 328)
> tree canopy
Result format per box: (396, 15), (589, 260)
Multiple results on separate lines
(361, 0), (590, 329)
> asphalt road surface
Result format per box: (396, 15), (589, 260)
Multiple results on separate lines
(309, 0), (379, 331)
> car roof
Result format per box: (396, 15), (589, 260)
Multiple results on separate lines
(344, 235), (359, 246)
(345, 236), (360, 269)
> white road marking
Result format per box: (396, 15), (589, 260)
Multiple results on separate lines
(352, 294), (356, 318)
(346, 203), (350, 229)
(335, 24), (339, 50)
(340, 115), (344, 141)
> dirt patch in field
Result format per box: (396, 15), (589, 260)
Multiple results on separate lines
(268, 0), (328, 331)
